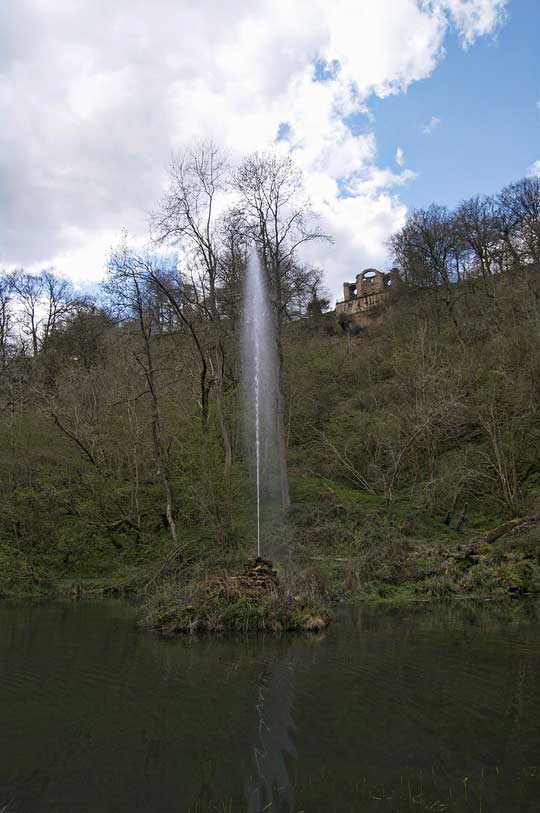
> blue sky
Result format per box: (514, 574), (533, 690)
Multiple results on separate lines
(369, 0), (540, 211)
(1, 0), (535, 296)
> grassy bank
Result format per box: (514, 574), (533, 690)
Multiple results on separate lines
(289, 477), (540, 604)
(2, 475), (540, 633)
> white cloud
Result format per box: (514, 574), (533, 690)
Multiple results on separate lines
(0, 0), (507, 298)
(396, 147), (406, 167)
(421, 115), (442, 135)
(436, 0), (507, 47)
(528, 160), (540, 178)
(345, 166), (417, 197)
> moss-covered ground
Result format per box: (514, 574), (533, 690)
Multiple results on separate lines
(3, 473), (540, 635)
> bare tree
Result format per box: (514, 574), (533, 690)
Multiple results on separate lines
(41, 270), (84, 346)
(233, 151), (331, 509)
(152, 141), (229, 317)
(454, 195), (501, 294)
(388, 205), (467, 339)
(11, 270), (44, 356)
(0, 273), (16, 374)
(10, 268), (84, 355)
(152, 142), (234, 476)
(216, 205), (248, 329)
(234, 152), (329, 327)
(107, 246), (179, 547)
(305, 269), (331, 318)
(137, 257), (212, 433)
(498, 177), (540, 267)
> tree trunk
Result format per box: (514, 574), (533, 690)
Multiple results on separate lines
(275, 325), (290, 511)
(150, 404), (178, 546)
(215, 379), (232, 476)
(214, 344), (232, 476)
(276, 387), (290, 511)
(140, 331), (179, 548)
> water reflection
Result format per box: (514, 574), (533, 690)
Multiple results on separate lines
(247, 635), (326, 812)
(1, 600), (540, 812)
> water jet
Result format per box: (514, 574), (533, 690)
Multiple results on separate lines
(241, 248), (281, 559)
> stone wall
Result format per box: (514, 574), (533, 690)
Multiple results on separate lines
(336, 268), (398, 327)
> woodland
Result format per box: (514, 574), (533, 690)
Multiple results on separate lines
(2, 146), (540, 624)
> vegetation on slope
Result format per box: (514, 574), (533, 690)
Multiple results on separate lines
(1, 154), (540, 627)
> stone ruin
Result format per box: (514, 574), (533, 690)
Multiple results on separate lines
(336, 267), (400, 329)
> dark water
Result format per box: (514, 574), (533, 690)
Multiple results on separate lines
(1, 600), (540, 812)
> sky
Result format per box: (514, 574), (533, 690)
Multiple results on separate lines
(0, 0), (538, 300)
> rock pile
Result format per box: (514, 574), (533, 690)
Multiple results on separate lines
(240, 557), (279, 592)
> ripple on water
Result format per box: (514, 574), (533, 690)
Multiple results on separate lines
(1, 599), (540, 812)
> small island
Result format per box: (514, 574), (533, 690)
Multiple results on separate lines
(144, 557), (329, 636)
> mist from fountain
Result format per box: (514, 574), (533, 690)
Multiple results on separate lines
(241, 248), (280, 558)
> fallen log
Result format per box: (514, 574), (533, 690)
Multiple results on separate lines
(479, 515), (538, 546)
(456, 514), (540, 560)
(450, 515), (540, 562)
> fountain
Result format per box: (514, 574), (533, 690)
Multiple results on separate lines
(241, 247), (280, 558)
(147, 254), (330, 636)
(145, 247), (329, 635)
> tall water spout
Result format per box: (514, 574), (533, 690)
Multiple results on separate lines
(241, 248), (280, 558)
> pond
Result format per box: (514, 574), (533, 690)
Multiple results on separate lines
(1, 599), (540, 812)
